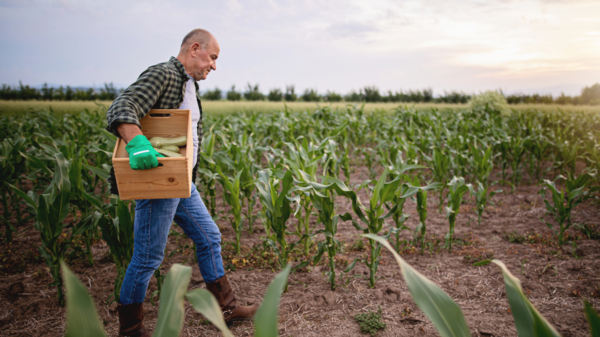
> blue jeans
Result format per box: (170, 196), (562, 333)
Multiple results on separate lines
(119, 185), (225, 305)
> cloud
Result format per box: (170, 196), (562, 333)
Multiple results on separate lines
(326, 21), (379, 39)
(0, 0), (598, 96)
(0, 0), (34, 8)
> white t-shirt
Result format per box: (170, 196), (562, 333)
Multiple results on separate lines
(179, 74), (201, 167)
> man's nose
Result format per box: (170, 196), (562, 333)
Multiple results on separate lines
(211, 62), (217, 71)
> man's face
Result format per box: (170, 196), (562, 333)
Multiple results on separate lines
(189, 38), (220, 81)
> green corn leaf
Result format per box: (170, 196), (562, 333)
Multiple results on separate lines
(68, 154), (83, 192)
(19, 150), (52, 175)
(364, 234), (471, 337)
(584, 300), (600, 337)
(83, 163), (110, 181)
(370, 169), (388, 209)
(82, 190), (104, 209)
(398, 164), (428, 175)
(186, 289), (234, 337)
(98, 128), (117, 147)
(254, 264), (292, 337)
(421, 182), (444, 191)
(492, 260), (560, 337)
(153, 264), (192, 337)
(116, 200), (134, 240)
(473, 260), (491, 266)
(62, 261), (107, 337)
(53, 152), (72, 192)
(8, 183), (38, 213)
(53, 153), (72, 224)
(72, 214), (96, 237)
(200, 152), (216, 165)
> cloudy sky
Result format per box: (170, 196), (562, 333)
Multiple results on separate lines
(1, 0), (599, 96)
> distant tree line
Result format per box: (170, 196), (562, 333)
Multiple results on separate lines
(505, 84), (600, 105)
(206, 84), (469, 103)
(3, 81), (599, 106)
(203, 83), (600, 105)
(0, 82), (123, 101)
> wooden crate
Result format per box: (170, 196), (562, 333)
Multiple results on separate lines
(112, 109), (193, 200)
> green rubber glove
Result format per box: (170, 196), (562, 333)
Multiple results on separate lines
(125, 135), (164, 170)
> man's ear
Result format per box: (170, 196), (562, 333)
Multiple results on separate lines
(190, 42), (201, 56)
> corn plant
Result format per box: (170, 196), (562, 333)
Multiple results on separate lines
(554, 139), (582, 177)
(255, 169), (299, 268)
(339, 169), (416, 288)
(528, 134), (551, 181)
(298, 182), (350, 289)
(321, 137), (340, 179)
(197, 130), (219, 216)
(445, 177), (471, 253)
(0, 136), (28, 243)
(412, 177), (428, 255)
(369, 234), (565, 337)
(11, 153), (72, 306)
(66, 147), (98, 266)
(494, 134), (511, 182)
(340, 128), (351, 185)
(282, 137), (326, 257)
(386, 154), (429, 252)
(361, 147), (378, 180)
(389, 183), (413, 253)
(292, 170), (356, 290)
(470, 182), (502, 226)
(584, 140), (600, 175)
(429, 148), (450, 213)
(62, 262), (291, 337)
(98, 200), (135, 304)
(216, 166), (244, 255)
(540, 173), (594, 246)
(469, 144), (494, 186)
(223, 133), (260, 233)
(508, 136), (528, 189)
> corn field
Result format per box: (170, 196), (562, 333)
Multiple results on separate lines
(1, 104), (600, 336)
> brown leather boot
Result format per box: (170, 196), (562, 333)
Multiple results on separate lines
(117, 303), (150, 337)
(205, 274), (259, 325)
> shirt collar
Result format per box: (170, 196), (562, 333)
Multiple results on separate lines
(169, 56), (189, 80)
(170, 56), (199, 91)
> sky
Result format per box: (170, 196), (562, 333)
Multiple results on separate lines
(0, 0), (599, 96)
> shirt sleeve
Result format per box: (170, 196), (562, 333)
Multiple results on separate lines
(105, 65), (168, 137)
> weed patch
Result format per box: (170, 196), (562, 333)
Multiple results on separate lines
(354, 306), (386, 336)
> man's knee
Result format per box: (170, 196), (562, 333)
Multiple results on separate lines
(195, 227), (221, 250)
(130, 250), (165, 271)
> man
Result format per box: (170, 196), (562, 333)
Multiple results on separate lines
(106, 29), (258, 337)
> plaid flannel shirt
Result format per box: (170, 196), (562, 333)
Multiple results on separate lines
(106, 56), (203, 195)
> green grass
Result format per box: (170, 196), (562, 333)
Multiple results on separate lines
(1, 99), (599, 116)
(0, 100), (113, 115)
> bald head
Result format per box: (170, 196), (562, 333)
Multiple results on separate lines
(177, 29), (220, 81)
(180, 29), (214, 53)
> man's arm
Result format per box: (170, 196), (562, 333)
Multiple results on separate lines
(117, 123), (143, 143)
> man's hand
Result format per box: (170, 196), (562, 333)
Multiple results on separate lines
(125, 135), (164, 170)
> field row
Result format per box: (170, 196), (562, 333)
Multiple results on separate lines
(1, 104), (600, 335)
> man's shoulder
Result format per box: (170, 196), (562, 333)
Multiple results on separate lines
(141, 59), (181, 80)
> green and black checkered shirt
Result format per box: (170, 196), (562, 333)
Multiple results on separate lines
(106, 56), (203, 195)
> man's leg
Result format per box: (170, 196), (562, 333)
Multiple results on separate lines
(174, 185), (258, 323)
(173, 185), (224, 282)
(118, 197), (178, 337)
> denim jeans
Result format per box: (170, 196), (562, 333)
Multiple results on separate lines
(119, 185), (225, 305)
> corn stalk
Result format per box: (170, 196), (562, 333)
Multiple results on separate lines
(445, 177), (471, 253)
(216, 166), (243, 255)
(255, 169), (299, 268)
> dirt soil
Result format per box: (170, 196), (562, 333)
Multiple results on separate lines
(0, 165), (599, 337)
